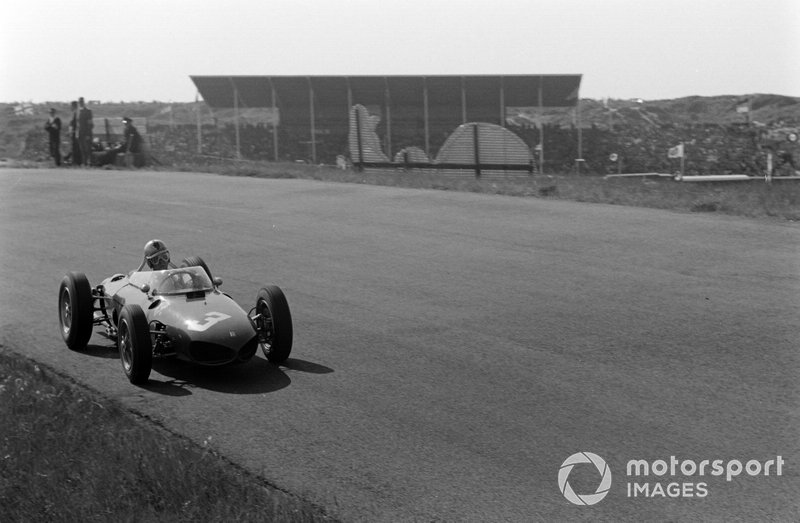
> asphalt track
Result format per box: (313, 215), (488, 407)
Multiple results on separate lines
(1, 168), (798, 522)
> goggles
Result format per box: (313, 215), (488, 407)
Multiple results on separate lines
(146, 250), (170, 266)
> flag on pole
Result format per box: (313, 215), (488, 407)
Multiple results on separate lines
(668, 143), (684, 158)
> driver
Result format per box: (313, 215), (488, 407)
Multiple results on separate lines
(136, 239), (175, 271)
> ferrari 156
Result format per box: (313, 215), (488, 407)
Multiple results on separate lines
(57, 256), (293, 384)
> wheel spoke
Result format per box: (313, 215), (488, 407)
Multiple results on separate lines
(258, 301), (274, 351)
(119, 323), (132, 372)
(60, 290), (72, 334)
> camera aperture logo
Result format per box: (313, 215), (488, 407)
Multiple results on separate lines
(558, 452), (785, 504)
(558, 452), (612, 505)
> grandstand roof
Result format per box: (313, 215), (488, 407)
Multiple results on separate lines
(190, 75), (582, 109)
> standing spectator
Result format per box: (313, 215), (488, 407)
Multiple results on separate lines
(77, 97), (94, 166)
(68, 100), (82, 166)
(44, 108), (62, 166)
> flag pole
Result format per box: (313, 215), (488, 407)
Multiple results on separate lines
(680, 141), (685, 178)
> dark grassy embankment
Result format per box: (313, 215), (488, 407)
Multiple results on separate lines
(0, 347), (334, 522)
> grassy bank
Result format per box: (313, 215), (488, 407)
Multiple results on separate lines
(0, 347), (334, 522)
(4, 159), (799, 219)
(165, 159), (800, 221)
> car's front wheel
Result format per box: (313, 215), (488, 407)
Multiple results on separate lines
(58, 272), (93, 350)
(118, 304), (152, 384)
(255, 285), (293, 364)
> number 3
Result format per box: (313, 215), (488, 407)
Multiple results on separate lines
(186, 311), (231, 331)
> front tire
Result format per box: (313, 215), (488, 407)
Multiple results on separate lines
(255, 285), (293, 364)
(118, 305), (152, 384)
(58, 272), (94, 350)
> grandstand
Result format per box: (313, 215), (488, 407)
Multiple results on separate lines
(190, 75), (582, 165)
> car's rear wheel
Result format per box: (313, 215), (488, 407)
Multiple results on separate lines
(58, 272), (93, 350)
(255, 285), (293, 364)
(118, 305), (152, 384)
(180, 256), (212, 280)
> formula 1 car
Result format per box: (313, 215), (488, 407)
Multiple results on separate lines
(57, 256), (292, 384)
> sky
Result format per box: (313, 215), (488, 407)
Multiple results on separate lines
(2, 0), (799, 103)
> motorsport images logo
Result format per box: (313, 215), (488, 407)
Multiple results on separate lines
(558, 451), (786, 505)
(558, 452), (612, 506)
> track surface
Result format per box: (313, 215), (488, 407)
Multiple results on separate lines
(1, 169), (798, 521)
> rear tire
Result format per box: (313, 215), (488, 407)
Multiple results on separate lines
(58, 272), (94, 350)
(180, 256), (212, 280)
(118, 305), (152, 384)
(255, 285), (293, 364)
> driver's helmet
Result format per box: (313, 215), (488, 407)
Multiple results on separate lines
(144, 239), (170, 270)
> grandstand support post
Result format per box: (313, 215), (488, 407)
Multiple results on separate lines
(461, 77), (467, 124)
(346, 79), (353, 162)
(385, 78), (392, 159)
(308, 78), (316, 164)
(195, 92), (202, 155)
(576, 97), (583, 164)
(271, 81), (278, 161)
(355, 107), (364, 170)
(499, 78), (506, 127)
(473, 123), (481, 178)
(423, 77), (430, 156)
(538, 78), (545, 173)
(231, 80), (241, 160)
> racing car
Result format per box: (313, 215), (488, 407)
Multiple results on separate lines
(57, 256), (293, 384)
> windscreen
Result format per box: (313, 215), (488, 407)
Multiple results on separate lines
(152, 267), (214, 295)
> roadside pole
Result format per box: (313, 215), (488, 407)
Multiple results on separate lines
(766, 152), (773, 184)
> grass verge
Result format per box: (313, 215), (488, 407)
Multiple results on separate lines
(164, 159), (800, 221)
(0, 346), (335, 522)
(4, 159), (798, 219)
